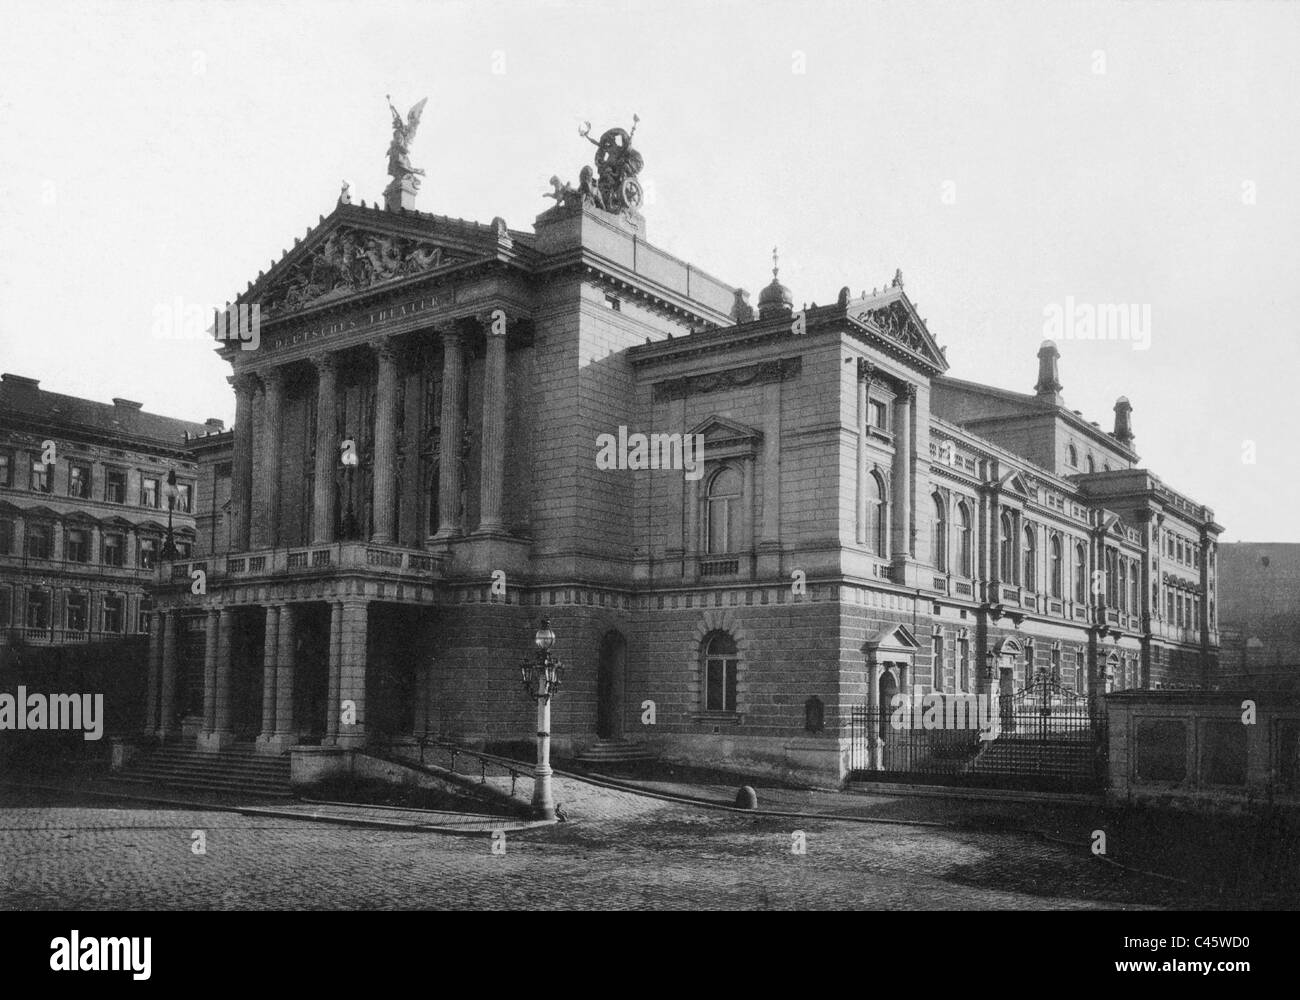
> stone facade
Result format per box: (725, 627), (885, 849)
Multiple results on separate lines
(145, 166), (1224, 784)
(0, 373), (209, 653)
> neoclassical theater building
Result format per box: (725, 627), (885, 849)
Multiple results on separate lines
(145, 115), (1223, 782)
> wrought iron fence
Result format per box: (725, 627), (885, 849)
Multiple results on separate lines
(850, 673), (1105, 792)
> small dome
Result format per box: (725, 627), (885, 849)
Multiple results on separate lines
(758, 247), (792, 319)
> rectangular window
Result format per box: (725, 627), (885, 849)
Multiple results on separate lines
(705, 652), (738, 712)
(66, 592), (87, 631)
(26, 523), (52, 559)
(30, 461), (50, 493)
(139, 537), (157, 569)
(137, 598), (152, 636)
(105, 468), (126, 504)
(103, 594), (123, 633)
(0, 451), (11, 487)
(0, 588), (10, 627)
(103, 533), (124, 567)
(0, 519), (12, 555)
(66, 529), (89, 563)
(176, 540), (192, 559)
(1166, 588), (1174, 620)
(175, 483), (192, 513)
(68, 462), (91, 499)
(868, 399), (888, 430)
(141, 477), (159, 509)
(958, 637), (970, 693)
(26, 589), (51, 630)
(932, 634), (944, 693)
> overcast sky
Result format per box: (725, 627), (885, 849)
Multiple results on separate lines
(2, 0), (1298, 540)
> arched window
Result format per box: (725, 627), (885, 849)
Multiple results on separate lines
(1022, 525), (1036, 592)
(957, 502), (973, 577)
(1119, 559), (1128, 612)
(1067, 444), (1078, 468)
(932, 494), (947, 572)
(705, 466), (743, 555)
(1049, 534), (1062, 598)
(866, 472), (887, 556)
(1085, 455), (1096, 473)
(1074, 542), (1087, 603)
(999, 511), (1015, 582)
(702, 631), (738, 713)
(1130, 559), (1139, 612)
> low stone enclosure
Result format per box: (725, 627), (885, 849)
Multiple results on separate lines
(1105, 689), (1300, 813)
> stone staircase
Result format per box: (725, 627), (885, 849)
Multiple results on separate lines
(111, 744), (294, 798)
(573, 738), (657, 766)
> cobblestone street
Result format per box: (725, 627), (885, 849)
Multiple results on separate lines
(0, 779), (1234, 910)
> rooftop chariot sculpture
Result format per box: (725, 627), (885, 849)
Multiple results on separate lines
(546, 114), (645, 216)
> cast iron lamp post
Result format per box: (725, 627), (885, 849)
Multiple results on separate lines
(160, 469), (180, 561)
(520, 619), (564, 821)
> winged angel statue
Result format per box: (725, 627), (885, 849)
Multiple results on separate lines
(386, 95), (428, 194)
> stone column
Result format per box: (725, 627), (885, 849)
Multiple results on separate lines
(432, 329), (466, 541)
(866, 656), (883, 770)
(208, 606), (236, 749)
(255, 369), (285, 549)
(336, 600), (369, 749)
(257, 605), (280, 751)
(326, 601), (343, 743)
(685, 475), (701, 582)
(477, 314), (508, 534)
(202, 608), (219, 734)
(273, 603), (297, 749)
(892, 384), (914, 558)
(158, 611), (180, 742)
(143, 610), (163, 737)
(760, 381), (781, 547)
(856, 373), (869, 545)
(230, 373), (256, 552)
(311, 355), (339, 545)
(370, 340), (400, 545)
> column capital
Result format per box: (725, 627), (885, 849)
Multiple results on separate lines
(900, 382), (917, 401)
(368, 336), (399, 363)
(311, 352), (339, 376)
(476, 308), (510, 337)
(259, 366), (286, 391)
(228, 372), (259, 395)
(437, 327), (465, 350)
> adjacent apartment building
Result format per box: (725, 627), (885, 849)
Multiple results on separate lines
(0, 373), (212, 649)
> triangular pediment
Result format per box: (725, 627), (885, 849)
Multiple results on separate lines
(688, 414), (762, 447)
(862, 623), (920, 655)
(236, 204), (496, 320)
(999, 470), (1032, 497)
(847, 288), (949, 373)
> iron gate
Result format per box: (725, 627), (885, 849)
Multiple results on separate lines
(849, 673), (1105, 791)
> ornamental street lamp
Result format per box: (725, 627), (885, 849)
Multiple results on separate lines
(160, 469), (180, 561)
(519, 618), (564, 821)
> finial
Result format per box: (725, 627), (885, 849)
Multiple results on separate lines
(629, 113), (640, 140)
(772, 246), (779, 280)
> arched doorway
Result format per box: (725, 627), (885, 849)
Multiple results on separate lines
(878, 667), (899, 740)
(596, 631), (627, 740)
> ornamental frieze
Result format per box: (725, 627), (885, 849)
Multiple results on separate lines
(653, 356), (801, 401)
(258, 226), (466, 316)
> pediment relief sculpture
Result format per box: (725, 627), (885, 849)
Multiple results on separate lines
(258, 226), (464, 315)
